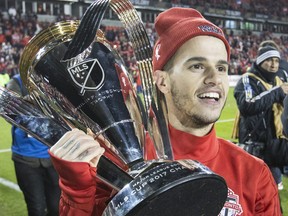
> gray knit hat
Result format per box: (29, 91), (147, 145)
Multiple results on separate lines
(256, 46), (280, 66)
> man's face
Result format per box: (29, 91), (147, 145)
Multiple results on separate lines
(162, 36), (229, 128)
(260, 57), (280, 73)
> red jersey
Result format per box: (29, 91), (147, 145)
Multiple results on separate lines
(50, 126), (281, 216)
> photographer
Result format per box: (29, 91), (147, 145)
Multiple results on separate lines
(234, 46), (288, 189)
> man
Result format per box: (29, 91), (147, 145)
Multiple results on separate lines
(234, 46), (288, 164)
(234, 46), (288, 213)
(49, 8), (281, 215)
(258, 40), (288, 190)
(261, 40), (288, 179)
(6, 74), (61, 216)
(259, 40), (288, 84)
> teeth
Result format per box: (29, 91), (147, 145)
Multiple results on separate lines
(198, 92), (220, 99)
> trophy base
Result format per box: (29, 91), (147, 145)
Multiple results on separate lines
(102, 160), (227, 216)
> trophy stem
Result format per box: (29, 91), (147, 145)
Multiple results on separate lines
(97, 156), (134, 191)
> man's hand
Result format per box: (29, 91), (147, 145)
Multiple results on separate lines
(50, 128), (105, 167)
(280, 83), (288, 94)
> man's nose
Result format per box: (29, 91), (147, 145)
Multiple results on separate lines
(204, 69), (222, 85)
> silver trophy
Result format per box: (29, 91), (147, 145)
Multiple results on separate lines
(15, 0), (228, 215)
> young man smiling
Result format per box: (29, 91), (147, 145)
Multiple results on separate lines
(49, 7), (281, 216)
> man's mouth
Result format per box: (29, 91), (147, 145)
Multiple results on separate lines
(198, 92), (220, 102)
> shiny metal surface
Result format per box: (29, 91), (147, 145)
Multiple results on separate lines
(0, 87), (67, 145)
(110, 0), (173, 161)
(0, 86), (133, 191)
(103, 160), (227, 216)
(19, 0), (145, 168)
(19, 20), (79, 88)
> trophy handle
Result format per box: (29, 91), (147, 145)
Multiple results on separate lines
(63, 0), (109, 60)
(110, 0), (173, 160)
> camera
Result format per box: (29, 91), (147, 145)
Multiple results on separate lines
(237, 140), (265, 159)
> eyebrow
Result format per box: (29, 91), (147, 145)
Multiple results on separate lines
(186, 57), (229, 66)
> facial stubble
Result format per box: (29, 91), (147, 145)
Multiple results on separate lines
(170, 82), (226, 128)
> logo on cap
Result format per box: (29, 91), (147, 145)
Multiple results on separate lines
(198, 25), (223, 36)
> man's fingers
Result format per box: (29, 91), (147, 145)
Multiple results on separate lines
(50, 128), (105, 167)
(51, 128), (82, 151)
(76, 146), (105, 167)
(87, 128), (96, 138)
(61, 138), (103, 161)
(50, 128), (93, 157)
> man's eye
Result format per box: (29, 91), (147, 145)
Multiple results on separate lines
(217, 66), (227, 73)
(189, 64), (205, 71)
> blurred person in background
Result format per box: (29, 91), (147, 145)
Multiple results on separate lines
(234, 46), (288, 213)
(258, 39), (288, 189)
(5, 73), (60, 216)
(259, 40), (288, 83)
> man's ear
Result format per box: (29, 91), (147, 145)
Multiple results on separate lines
(153, 70), (170, 94)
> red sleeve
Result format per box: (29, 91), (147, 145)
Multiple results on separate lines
(255, 163), (282, 216)
(49, 151), (113, 216)
(143, 131), (157, 160)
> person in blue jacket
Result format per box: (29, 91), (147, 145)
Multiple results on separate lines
(6, 73), (60, 216)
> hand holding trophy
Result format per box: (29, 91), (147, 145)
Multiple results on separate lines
(7, 0), (228, 215)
